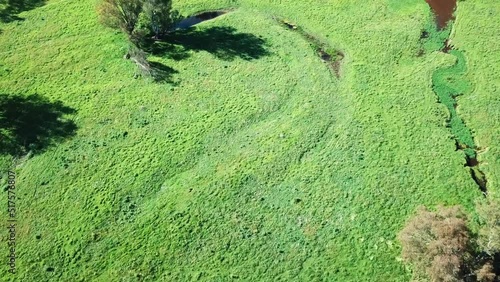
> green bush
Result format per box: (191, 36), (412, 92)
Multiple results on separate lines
(140, 0), (176, 38)
(97, 0), (143, 36)
(98, 0), (178, 43)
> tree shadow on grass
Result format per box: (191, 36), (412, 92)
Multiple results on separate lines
(0, 94), (77, 156)
(144, 26), (270, 62)
(128, 47), (179, 84)
(149, 61), (179, 84)
(0, 0), (46, 23)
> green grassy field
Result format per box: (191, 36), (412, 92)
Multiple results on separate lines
(0, 0), (498, 281)
(451, 1), (500, 200)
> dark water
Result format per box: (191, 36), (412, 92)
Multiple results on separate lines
(442, 39), (452, 53)
(466, 155), (488, 195)
(317, 49), (331, 61)
(174, 11), (227, 29)
(466, 156), (479, 167)
(471, 168), (488, 195)
(425, 0), (457, 29)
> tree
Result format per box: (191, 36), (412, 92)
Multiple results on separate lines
(97, 0), (143, 37)
(98, 0), (179, 41)
(97, 0), (180, 81)
(398, 206), (473, 282)
(139, 0), (175, 38)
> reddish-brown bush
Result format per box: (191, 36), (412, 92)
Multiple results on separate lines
(398, 206), (472, 282)
(475, 262), (496, 282)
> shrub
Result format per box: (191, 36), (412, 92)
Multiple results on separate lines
(398, 206), (473, 282)
(98, 0), (180, 80)
(139, 0), (176, 38)
(475, 262), (496, 282)
(98, 0), (179, 42)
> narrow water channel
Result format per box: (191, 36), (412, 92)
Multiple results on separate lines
(426, 0), (488, 195)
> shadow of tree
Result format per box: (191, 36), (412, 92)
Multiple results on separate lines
(127, 46), (179, 84)
(494, 253), (500, 278)
(149, 61), (179, 84)
(0, 0), (46, 22)
(0, 94), (77, 156)
(144, 26), (270, 61)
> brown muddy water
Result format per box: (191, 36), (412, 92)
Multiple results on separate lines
(425, 0), (457, 29)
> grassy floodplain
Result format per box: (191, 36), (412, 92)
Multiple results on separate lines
(451, 1), (500, 199)
(0, 0), (498, 281)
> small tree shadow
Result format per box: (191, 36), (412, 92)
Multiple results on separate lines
(143, 41), (191, 61)
(493, 253), (500, 278)
(127, 46), (179, 84)
(0, 0), (46, 23)
(0, 94), (77, 156)
(146, 26), (270, 61)
(148, 61), (179, 83)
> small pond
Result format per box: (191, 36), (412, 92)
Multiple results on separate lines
(174, 11), (227, 29)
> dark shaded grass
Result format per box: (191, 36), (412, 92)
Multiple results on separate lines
(143, 26), (270, 61)
(149, 61), (179, 83)
(0, 93), (77, 156)
(0, 0), (46, 22)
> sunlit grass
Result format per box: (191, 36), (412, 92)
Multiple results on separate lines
(0, 0), (496, 280)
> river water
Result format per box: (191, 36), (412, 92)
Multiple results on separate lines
(425, 0), (457, 29)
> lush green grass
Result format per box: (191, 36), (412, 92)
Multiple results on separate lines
(432, 50), (475, 157)
(0, 0), (496, 281)
(451, 1), (500, 199)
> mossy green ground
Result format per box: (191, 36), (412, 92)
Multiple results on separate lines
(432, 49), (475, 157)
(0, 0), (497, 281)
(452, 1), (500, 199)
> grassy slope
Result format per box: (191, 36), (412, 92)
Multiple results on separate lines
(0, 0), (488, 281)
(452, 1), (500, 199)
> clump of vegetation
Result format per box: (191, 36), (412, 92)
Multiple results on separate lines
(97, 0), (179, 80)
(97, 0), (142, 38)
(398, 206), (473, 281)
(432, 50), (475, 158)
(398, 205), (499, 281)
(420, 19), (452, 53)
(97, 0), (177, 43)
(137, 0), (179, 38)
(476, 262), (497, 282)
(477, 199), (500, 256)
